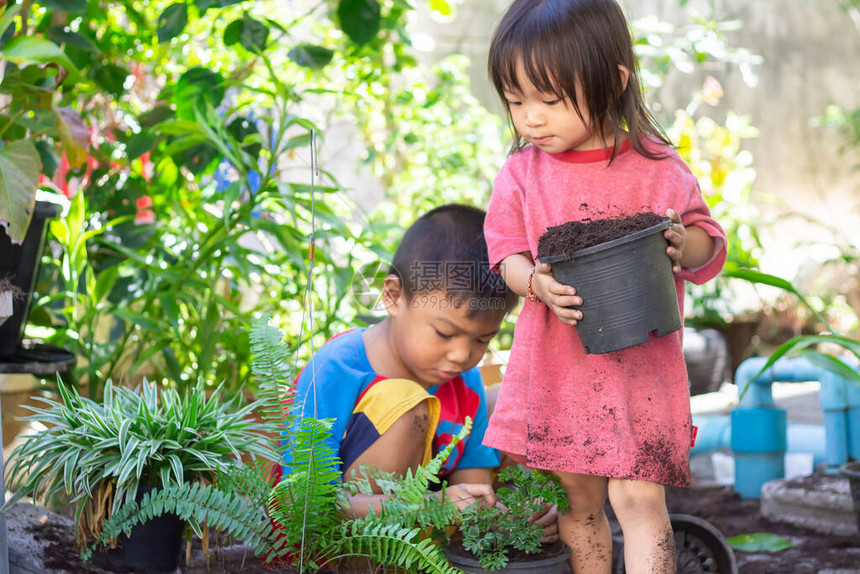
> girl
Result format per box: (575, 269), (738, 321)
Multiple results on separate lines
(482, 1), (727, 573)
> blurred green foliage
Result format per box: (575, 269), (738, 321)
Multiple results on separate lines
(2, 0), (768, 396)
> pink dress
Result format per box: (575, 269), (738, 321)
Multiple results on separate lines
(483, 141), (726, 487)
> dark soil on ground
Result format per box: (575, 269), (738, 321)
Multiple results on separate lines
(665, 483), (860, 573)
(25, 484), (860, 573)
(537, 212), (667, 259)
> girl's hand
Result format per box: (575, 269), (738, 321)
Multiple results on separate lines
(664, 209), (687, 274)
(445, 483), (496, 511)
(532, 262), (583, 326)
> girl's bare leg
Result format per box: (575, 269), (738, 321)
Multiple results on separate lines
(608, 478), (675, 574)
(555, 471), (612, 574)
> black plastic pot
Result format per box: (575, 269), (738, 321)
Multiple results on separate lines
(93, 486), (185, 573)
(0, 200), (62, 359)
(540, 220), (680, 354)
(446, 546), (570, 573)
(840, 461), (860, 535)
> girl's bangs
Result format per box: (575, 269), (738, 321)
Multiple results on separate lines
(493, 28), (575, 100)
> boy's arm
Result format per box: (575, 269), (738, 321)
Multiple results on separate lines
(448, 467), (493, 486)
(345, 483), (496, 518)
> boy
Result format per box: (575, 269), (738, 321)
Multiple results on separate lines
(289, 204), (519, 516)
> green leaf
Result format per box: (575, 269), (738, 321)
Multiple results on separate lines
(727, 532), (794, 553)
(126, 130), (159, 161)
(138, 106), (174, 128)
(722, 268), (796, 294)
(173, 67), (224, 121)
(88, 62), (129, 96)
(223, 16), (268, 52)
(0, 4), (22, 41)
(337, 0), (381, 46)
(0, 140), (42, 243)
(94, 265), (120, 303)
(158, 3), (188, 44)
(155, 119), (203, 136)
(1, 36), (82, 82)
(34, 140), (59, 179)
(288, 44), (334, 69)
(38, 0), (88, 14)
(113, 308), (161, 333)
(194, 0), (220, 13)
(47, 27), (98, 52)
(797, 348), (860, 383)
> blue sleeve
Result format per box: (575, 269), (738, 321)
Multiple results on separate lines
(457, 369), (501, 469)
(284, 331), (373, 470)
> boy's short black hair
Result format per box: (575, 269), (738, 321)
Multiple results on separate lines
(389, 204), (519, 314)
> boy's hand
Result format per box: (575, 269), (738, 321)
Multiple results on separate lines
(532, 262), (582, 326)
(529, 503), (560, 543)
(664, 209), (687, 274)
(445, 483), (496, 511)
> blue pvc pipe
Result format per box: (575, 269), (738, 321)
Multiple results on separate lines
(730, 356), (860, 499)
(691, 414), (827, 466)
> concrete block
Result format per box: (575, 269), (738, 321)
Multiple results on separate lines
(761, 475), (859, 536)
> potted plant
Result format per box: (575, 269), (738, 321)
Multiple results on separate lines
(1, 378), (277, 572)
(537, 212), (680, 354)
(446, 465), (570, 573)
(90, 319), (472, 573)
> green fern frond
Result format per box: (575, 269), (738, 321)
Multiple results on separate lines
(249, 317), (295, 429)
(317, 521), (464, 574)
(80, 483), (282, 562)
(268, 417), (344, 555)
(214, 461), (275, 510)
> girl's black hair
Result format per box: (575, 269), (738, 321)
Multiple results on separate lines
(489, 0), (671, 161)
(389, 204), (518, 315)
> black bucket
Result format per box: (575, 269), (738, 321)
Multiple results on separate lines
(540, 220), (681, 354)
(0, 200), (62, 359)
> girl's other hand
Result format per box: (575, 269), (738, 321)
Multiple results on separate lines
(664, 209), (687, 274)
(445, 483), (496, 511)
(532, 262), (582, 326)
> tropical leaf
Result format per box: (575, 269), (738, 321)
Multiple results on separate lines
(0, 139), (41, 243)
(337, 0), (380, 46)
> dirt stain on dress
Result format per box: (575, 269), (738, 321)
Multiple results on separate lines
(631, 436), (688, 486)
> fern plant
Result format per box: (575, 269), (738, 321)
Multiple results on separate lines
(457, 466), (570, 571)
(258, 318), (468, 573)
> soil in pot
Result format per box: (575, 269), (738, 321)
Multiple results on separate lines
(536, 212), (668, 259)
(446, 530), (569, 573)
(537, 212), (680, 354)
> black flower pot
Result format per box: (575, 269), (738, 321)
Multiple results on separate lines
(840, 461), (860, 535)
(446, 546), (570, 573)
(540, 220), (680, 354)
(0, 200), (62, 359)
(94, 487), (185, 573)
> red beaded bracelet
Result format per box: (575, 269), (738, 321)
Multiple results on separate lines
(526, 267), (541, 302)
